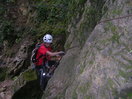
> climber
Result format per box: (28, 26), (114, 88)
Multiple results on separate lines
(33, 34), (64, 87)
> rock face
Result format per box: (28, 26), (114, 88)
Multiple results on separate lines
(0, 80), (13, 99)
(8, 37), (32, 77)
(43, 0), (132, 99)
(0, 36), (33, 99)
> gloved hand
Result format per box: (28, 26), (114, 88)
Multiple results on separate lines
(56, 55), (62, 60)
(58, 51), (65, 56)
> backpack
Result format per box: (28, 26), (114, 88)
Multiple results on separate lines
(31, 44), (42, 63)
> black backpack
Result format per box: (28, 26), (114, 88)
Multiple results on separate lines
(31, 44), (42, 63)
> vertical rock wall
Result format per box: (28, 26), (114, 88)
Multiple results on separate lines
(43, 0), (132, 99)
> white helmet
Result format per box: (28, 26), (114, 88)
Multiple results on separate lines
(43, 34), (53, 43)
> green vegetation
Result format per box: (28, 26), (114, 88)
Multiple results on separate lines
(34, 0), (87, 39)
(23, 69), (37, 81)
(111, 33), (120, 43)
(0, 0), (107, 48)
(0, 0), (15, 3)
(79, 63), (85, 74)
(103, 22), (120, 44)
(0, 4), (24, 46)
(0, 20), (14, 45)
(118, 68), (132, 81)
(118, 90), (132, 99)
(79, 83), (89, 94)
(111, 9), (122, 15)
(127, 92), (132, 98)
(77, 0), (108, 46)
(0, 5), (5, 15)
(72, 87), (78, 99)
(0, 67), (7, 81)
(54, 94), (65, 99)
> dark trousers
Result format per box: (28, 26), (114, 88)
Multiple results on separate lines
(35, 61), (56, 89)
(35, 61), (56, 79)
(35, 65), (43, 79)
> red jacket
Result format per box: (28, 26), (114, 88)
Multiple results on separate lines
(35, 44), (52, 66)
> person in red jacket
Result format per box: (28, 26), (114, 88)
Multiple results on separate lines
(35, 34), (64, 82)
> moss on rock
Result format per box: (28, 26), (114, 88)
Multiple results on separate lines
(23, 69), (37, 82)
(0, 67), (7, 81)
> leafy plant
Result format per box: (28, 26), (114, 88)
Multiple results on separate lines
(36, 3), (49, 22)
(0, 19), (21, 46)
